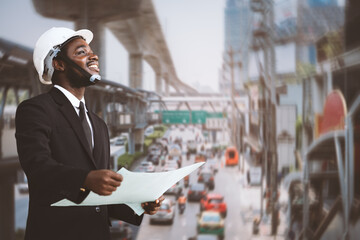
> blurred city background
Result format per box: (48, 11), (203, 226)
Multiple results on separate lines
(0, 0), (359, 239)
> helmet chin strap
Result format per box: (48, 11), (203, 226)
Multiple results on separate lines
(60, 53), (101, 85)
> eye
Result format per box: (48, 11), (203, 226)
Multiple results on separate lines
(76, 50), (86, 55)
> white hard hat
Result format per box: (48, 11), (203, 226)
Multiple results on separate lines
(33, 27), (93, 84)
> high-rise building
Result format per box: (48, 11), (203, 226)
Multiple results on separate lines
(220, 0), (252, 93)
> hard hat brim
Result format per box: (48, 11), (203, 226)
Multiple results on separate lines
(71, 29), (93, 45)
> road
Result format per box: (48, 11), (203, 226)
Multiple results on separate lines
(137, 156), (260, 240)
(136, 151), (264, 240)
(136, 127), (287, 240)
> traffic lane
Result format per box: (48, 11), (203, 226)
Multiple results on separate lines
(185, 154), (256, 239)
(136, 195), (198, 240)
(137, 133), (272, 239)
(136, 154), (198, 240)
(136, 214), (173, 240)
(211, 161), (256, 239)
(129, 149), (261, 239)
(136, 155), (224, 240)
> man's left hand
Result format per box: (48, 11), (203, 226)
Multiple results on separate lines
(141, 195), (165, 215)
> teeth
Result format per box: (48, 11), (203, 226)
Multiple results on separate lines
(88, 64), (98, 70)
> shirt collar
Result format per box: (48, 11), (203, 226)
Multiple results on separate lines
(54, 85), (86, 111)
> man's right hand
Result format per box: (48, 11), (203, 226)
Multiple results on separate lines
(83, 170), (123, 195)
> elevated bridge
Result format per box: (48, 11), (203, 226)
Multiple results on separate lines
(32, 0), (197, 95)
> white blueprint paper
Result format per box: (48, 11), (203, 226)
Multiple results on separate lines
(51, 162), (204, 215)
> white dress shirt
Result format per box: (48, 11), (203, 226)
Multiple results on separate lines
(54, 85), (94, 148)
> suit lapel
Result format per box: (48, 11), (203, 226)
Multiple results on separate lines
(49, 88), (98, 169)
(88, 111), (107, 169)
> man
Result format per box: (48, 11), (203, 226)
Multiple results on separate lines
(15, 27), (163, 240)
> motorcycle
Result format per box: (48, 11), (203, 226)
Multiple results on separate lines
(184, 175), (189, 188)
(178, 203), (186, 214)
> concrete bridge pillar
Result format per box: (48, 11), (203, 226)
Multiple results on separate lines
(128, 130), (135, 155)
(164, 75), (170, 96)
(155, 72), (162, 95)
(134, 129), (145, 152)
(129, 53), (143, 89)
(128, 54), (145, 152)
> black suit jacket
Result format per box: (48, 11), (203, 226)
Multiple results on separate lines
(15, 87), (142, 240)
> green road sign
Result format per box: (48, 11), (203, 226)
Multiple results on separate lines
(161, 110), (190, 124)
(191, 111), (207, 124)
(159, 110), (225, 124)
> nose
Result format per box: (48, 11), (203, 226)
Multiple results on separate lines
(89, 52), (98, 61)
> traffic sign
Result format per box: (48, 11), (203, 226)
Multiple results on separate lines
(159, 110), (225, 124)
(161, 111), (190, 124)
(192, 111), (207, 124)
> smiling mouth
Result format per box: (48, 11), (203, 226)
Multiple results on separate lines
(88, 63), (100, 72)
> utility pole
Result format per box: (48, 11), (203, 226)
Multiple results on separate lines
(229, 47), (237, 148)
(267, 0), (279, 235)
(228, 47), (244, 172)
(223, 47), (238, 149)
(250, 0), (278, 234)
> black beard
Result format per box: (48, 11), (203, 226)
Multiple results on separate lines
(66, 66), (93, 88)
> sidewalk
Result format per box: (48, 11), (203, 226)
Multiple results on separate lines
(239, 154), (289, 240)
(253, 208), (287, 239)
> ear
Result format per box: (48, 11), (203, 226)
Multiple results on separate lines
(53, 58), (65, 72)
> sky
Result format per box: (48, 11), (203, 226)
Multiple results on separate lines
(153, 0), (224, 92)
(0, 0), (224, 93)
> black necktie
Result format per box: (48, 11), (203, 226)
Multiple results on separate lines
(78, 102), (92, 152)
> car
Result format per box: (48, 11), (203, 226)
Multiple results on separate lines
(197, 211), (225, 239)
(165, 155), (181, 168)
(188, 183), (207, 202)
(146, 154), (160, 165)
(168, 144), (182, 156)
(135, 161), (155, 172)
(144, 126), (154, 137)
(174, 137), (183, 148)
(149, 198), (175, 224)
(109, 219), (132, 240)
(164, 181), (183, 199)
(149, 144), (162, 155)
(197, 164), (216, 176)
(114, 136), (127, 146)
(187, 140), (197, 154)
(205, 149), (214, 159)
(195, 154), (206, 163)
(163, 162), (178, 171)
(200, 193), (227, 218)
(188, 234), (220, 240)
(206, 158), (219, 174)
(197, 170), (215, 190)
